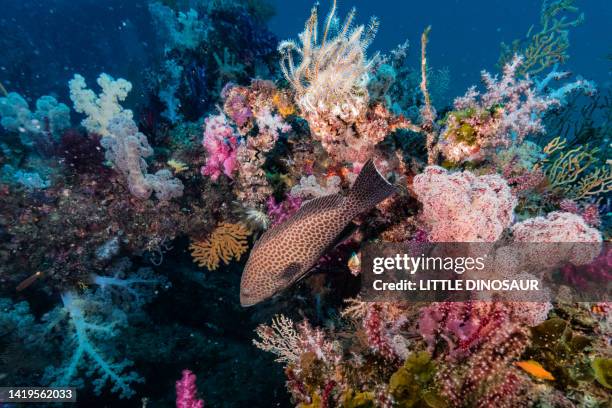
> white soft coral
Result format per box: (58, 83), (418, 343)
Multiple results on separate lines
(69, 73), (132, 136)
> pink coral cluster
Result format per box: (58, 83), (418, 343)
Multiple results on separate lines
(438, 329), (531, 408)
(308, 103), (416, 166)
(176, 369), (204, 408)
(422, 301), (537, 406)
(218, 82), (292, 210)
(511, 211), (601, 243)
(234, 109), (291, 209)
(559, 199), (601, 227)
(363, 304), (397, 360)
(296, 320), (340, 364)
(412, 166), (517, 242)
(200, 114), (239, 181)
(502, 155), (546, 195)
(254, 108), (291, 148)
(438, 56), (560, 163)
(222, 84), (252, 128)
(266, 194), (302, 227)
(419, 301), (511, 359)
(103, 116), (184, 201)
(510, 212), (602, 275)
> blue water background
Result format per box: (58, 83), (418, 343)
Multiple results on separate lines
(1, 0), (610, 103)
(269, 0), (611, 97)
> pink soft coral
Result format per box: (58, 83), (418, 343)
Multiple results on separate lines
(200, 114), (239, 181)
(412, 166), (517, 242)
(511, 211), (602, 271)
(559, 199), (601, 227)
(176, 369), (204, 408)
(511, 211), (601, 243)
(266, 194), (302, 227)
(439, 55), (594, 163)
(419, 301), (548, 360)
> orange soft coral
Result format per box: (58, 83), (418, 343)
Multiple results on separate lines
(189, 222), (250, 270)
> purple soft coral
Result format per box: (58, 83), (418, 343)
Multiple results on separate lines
(266, 194), (302, 227)
(201, 114), (239, 181)
(419, 301), (549, 360)
(561, 247), (612, 290)
(176, 369), (204, 408)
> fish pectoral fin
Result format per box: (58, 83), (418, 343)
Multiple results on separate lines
(280, 262), (303, 284)
(333, 222), (357, 248)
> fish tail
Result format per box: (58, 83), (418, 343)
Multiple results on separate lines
(346, 159), (396, 216)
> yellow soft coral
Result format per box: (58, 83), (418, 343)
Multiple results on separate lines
(272, 91), (295, 117)
(189, 222), (250, 270)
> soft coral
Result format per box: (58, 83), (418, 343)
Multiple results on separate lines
(42, 291), (143, 398)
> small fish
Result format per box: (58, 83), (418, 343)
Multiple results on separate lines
(348, 252), (361, 276)
(16, 271), (42, 292)
(514, 360), (555, 381)
(240, 159), (396, 306)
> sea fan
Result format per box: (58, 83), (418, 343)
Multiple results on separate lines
(189, 222), (250, 270)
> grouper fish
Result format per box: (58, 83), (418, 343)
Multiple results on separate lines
(240, 159), (397, 307)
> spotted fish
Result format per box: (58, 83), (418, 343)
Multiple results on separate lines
(240, 159), (396, 307)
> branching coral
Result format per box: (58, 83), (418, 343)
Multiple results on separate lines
(218, 81), (291, 209)
(91, 259), (168, 310)
(419, 301), (547, 360)
(438, 56), (594, 164)
(437, 327), (532, 407)
(254, 315), (341, 405)
(412, 166), (517, 242)
(189, 222), (250, 270)
(42, 291), (143, 398)
(176, 369), (205, 408)
(498, 0), (584, 76)
(234, 108), (290, 209)
(418, 302), (539, 407)
(540, 137), (611, 200)
(253, 314), (302, 364)
(70, 73), (183, 200)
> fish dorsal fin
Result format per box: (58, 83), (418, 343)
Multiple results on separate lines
(253, 193), (345, 249)
(346, 159), (396, 217)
